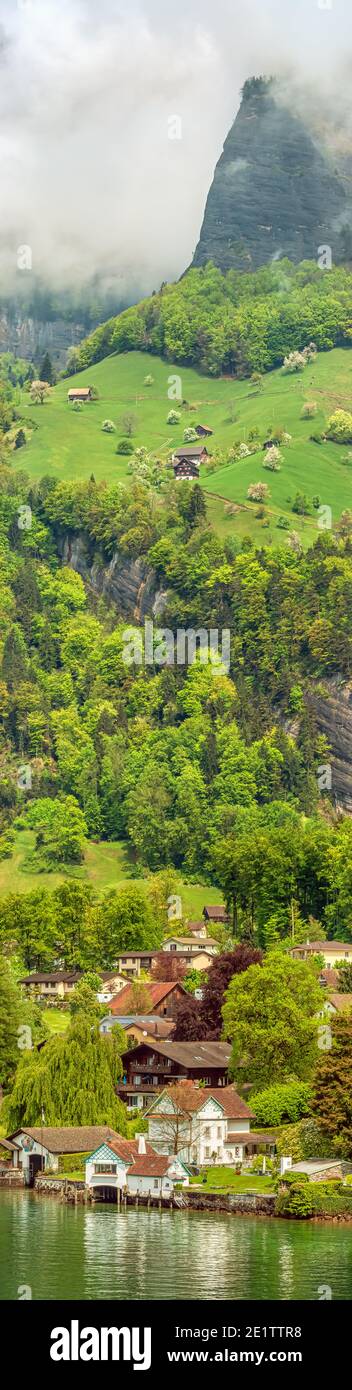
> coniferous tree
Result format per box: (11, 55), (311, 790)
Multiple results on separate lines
(1, 625), (28, 690)
(39, 352), (54, 385)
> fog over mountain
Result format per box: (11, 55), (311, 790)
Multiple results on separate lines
(0, 0), (351, 300)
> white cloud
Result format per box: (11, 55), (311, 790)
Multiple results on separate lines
(0, 0), (350, 296)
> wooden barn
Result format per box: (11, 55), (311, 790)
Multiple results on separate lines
(67, 387), (93, 403)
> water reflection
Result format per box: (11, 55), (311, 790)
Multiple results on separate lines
(1, 1193), (352, 1301)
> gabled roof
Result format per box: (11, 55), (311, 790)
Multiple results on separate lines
(67, 387), (91, 397)
(20, 971), (81, 985)
(147, 1083), (253, 1122)
(110, 981), (185, 1015)
(164, 936), (217, 947)
(203, 905), (228, 921)
(173, 446), (207, 458)
(103, 1014), (174, 1031)
(8, 1126), (121, 1154)
(328, 993), (352, 1012)
(121, 1039), (231, 1069)
(129, 1154), (186, 1178)
(88, 1135), (154, 1165)
(293, 941), (352, 953)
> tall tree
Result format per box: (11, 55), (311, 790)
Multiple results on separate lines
(310, 1012), (352, 1157)
(4, 1016), (127, 1131)
(223, 951), (321, 1089)
(0, 958), (20, 1089)
(200, 946), (263, 1039)
(39, 352), (55, 385)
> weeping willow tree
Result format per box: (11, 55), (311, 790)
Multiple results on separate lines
(3, 1017), (127, 1132)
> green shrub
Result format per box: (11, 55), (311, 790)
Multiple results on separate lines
(326, 409), (352, 443)
(276, 1185), (315, 1218)
(116, 439), (134, 455)
(251, 1081), (311, 1128)
(59, 1152), (89, 1174)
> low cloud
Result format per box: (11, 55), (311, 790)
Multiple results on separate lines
(0, 0), (350, 299)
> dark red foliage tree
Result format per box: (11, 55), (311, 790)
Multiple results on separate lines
(172, 996), (207, 1041)
(200, 946), (263, 1039)
(151, 953), (187, 983)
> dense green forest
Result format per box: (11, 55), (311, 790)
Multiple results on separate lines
(69, 260), (352, 377)
(0, 455), (352, 965)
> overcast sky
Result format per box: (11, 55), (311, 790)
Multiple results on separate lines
(0, 0), (351, 297)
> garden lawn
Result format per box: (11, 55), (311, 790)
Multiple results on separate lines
(190, 1168), (274, 1193)
(42, 1009), (70, 1034)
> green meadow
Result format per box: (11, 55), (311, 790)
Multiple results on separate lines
(0, 829), (223, 917)
(16, 346), (352, 545)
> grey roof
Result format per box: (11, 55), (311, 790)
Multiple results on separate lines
(8, 1126), (121, 1154)
(173, 446), (206, 458)
(290, 1159), (344, 1174)
(121, 1039), (231, 1068)
(100, 1015), (173, 1035)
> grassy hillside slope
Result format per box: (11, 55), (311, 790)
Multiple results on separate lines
(0, 830), (223, 916)
(16, 346), (352, 545)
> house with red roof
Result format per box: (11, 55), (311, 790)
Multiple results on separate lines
(146, 1083), (276, 1166)
(109, 980), (186, 1020)
(85, 1132), (189, 1199)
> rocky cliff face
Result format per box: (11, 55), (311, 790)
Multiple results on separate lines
(307, 680), (352, 813)
(192, 77), (352, 273)
(62, 533), (163, 622)
(0, 312), (86, 368)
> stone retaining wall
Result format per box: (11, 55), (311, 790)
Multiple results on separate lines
(0, 1168), (24, 1188)
(185, 1190), (276, 1216)
(34, 1175), (86, 1202)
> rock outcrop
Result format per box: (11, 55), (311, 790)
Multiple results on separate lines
(192, 77), (352, 273)
(62, 533), (162, 622)
(307, 679), (352, 813)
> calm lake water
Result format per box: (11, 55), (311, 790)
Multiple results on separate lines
(1, 1191), (352, 1301)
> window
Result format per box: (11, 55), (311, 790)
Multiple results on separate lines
(153, 1179), (159, 1189)
(217, 1127), (222, 1138)
(204, 1127), (211, 1138)
(205, 1147), (210, 1158)
(94, 1163), (117, 1175)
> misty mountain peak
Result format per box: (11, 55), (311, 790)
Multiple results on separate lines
(192, 75), (352, 272)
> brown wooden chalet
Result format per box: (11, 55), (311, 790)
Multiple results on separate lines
(173, 445), (209, 463)
(203, 905), (229, 924)
(195, 424), (213, 437)
(117, 1039), (231, 1111)
(67, 387), (93, 402)
(173, 457), (200, 480)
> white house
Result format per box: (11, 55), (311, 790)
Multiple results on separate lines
(127, 1152), (190, 1196)
(7, 1126), (120, 1184)
(85, 1133), (189, 1198)
(163, 936), (218, 956)
(146, 1085), (275, 1166)
(289, 941), (352, 967)
(85, 1136), (138, 1195)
